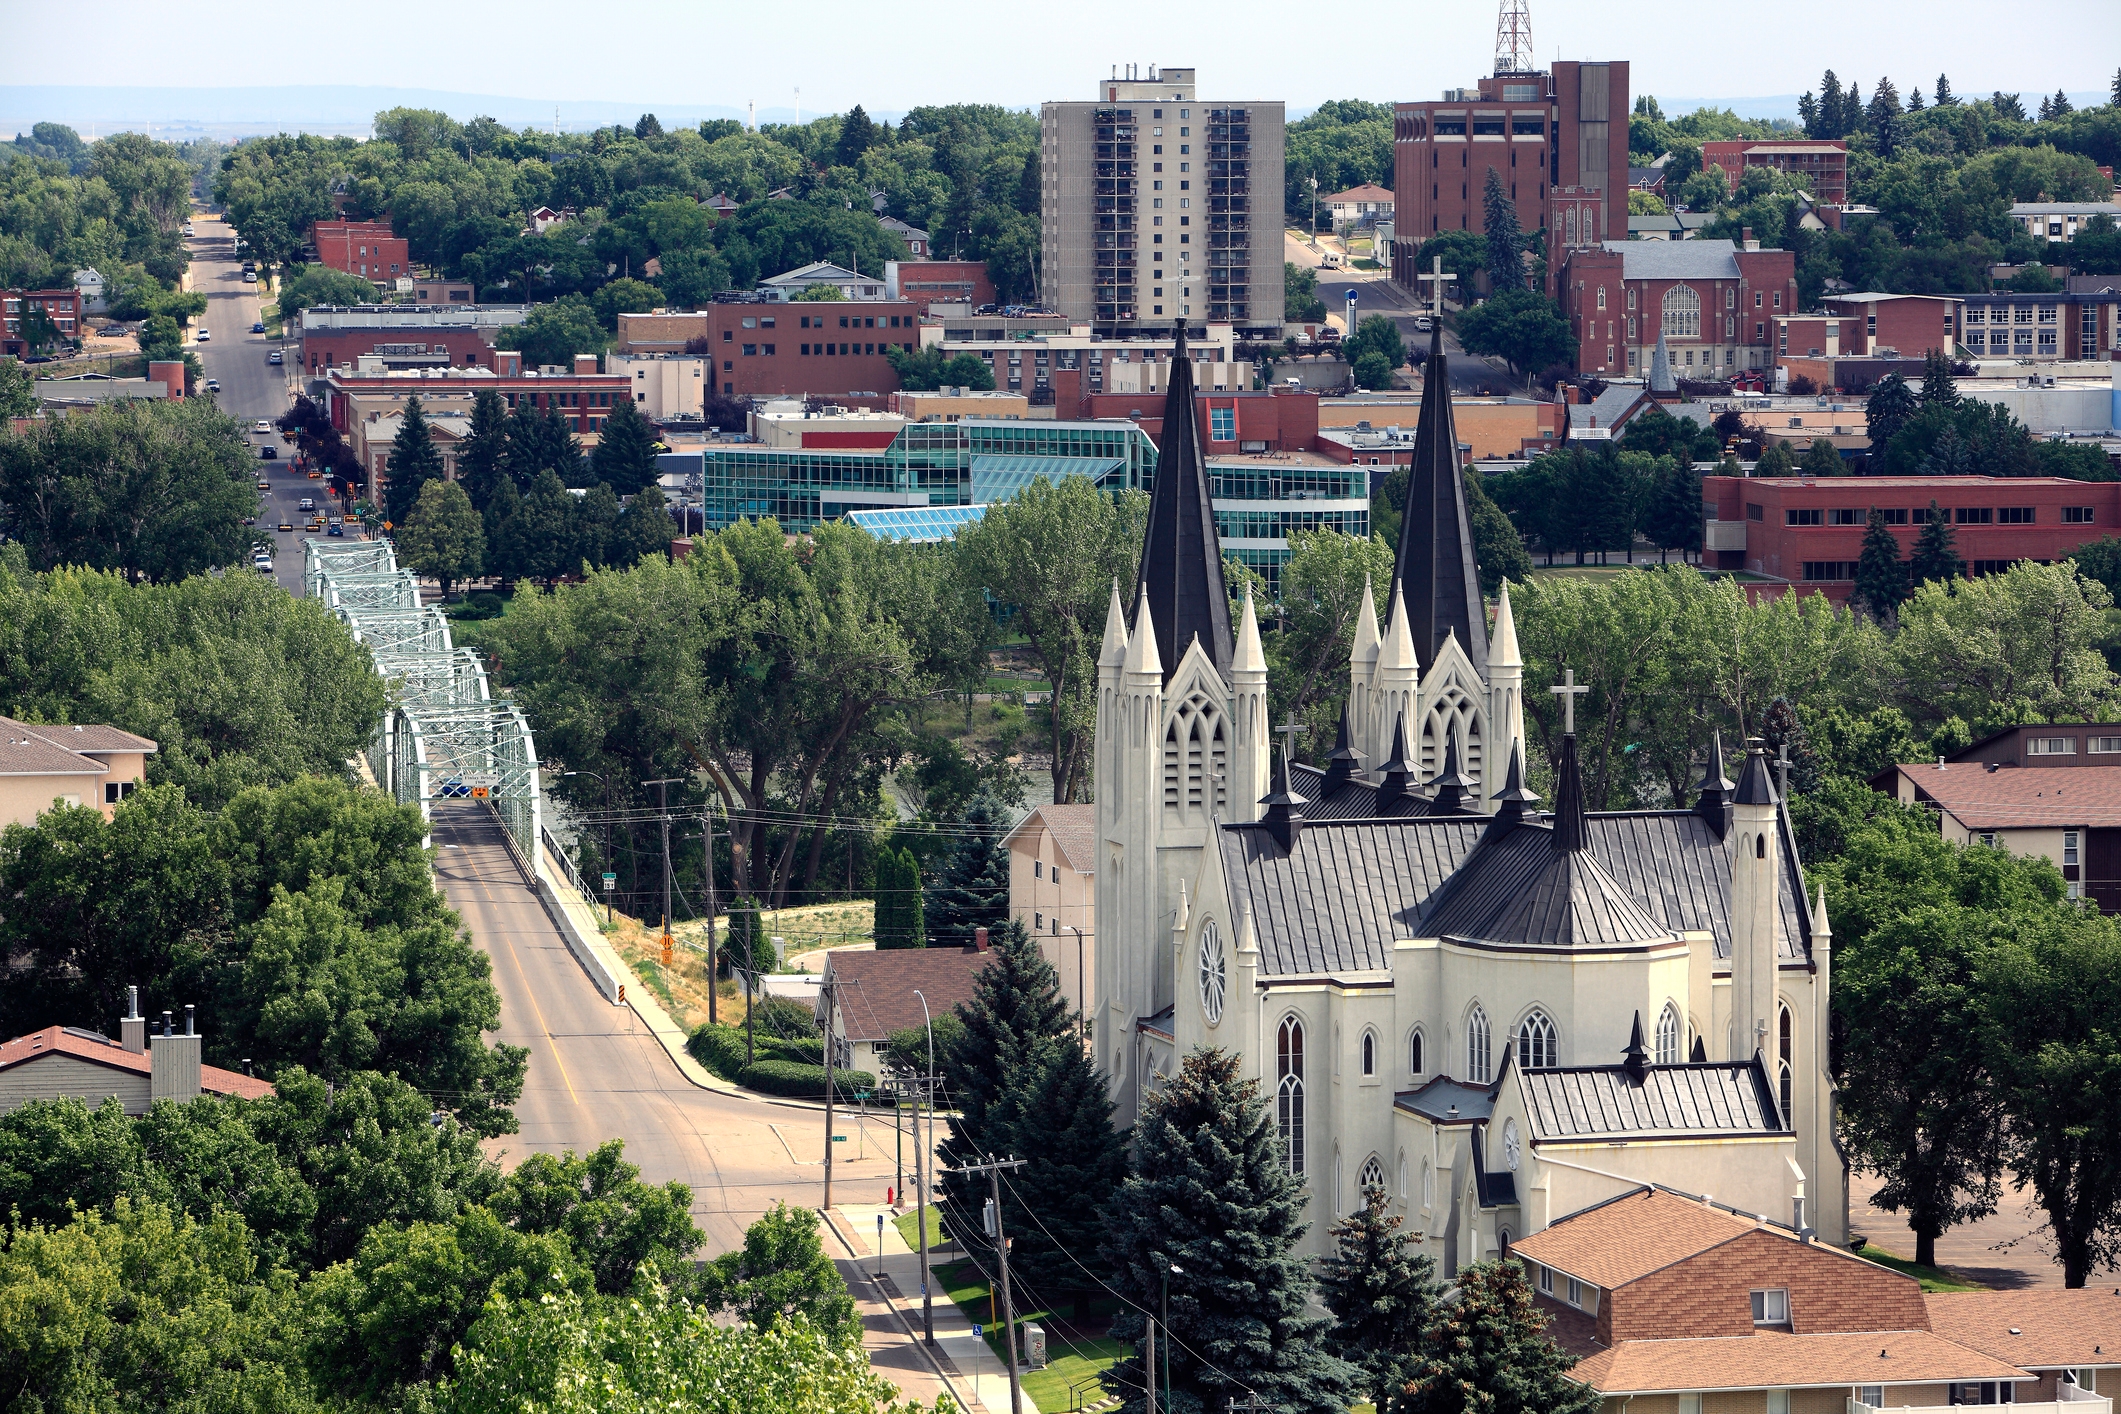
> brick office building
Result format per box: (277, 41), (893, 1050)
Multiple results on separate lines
(1702, 474), (2121, 600)
(1700, 138), (1849, 206)
(702, 296), (920, 397)
(886, 260), (997, 313)
(1391, 60), (1630, 295)
(1076, 385), (1321, 455)
(1562, 238), (1795, 376)
(2, 287), (83, 354)
(1956, 288), (2121, 361)
(311, 220), (411, 282)
(1774, 291), (1963, 362)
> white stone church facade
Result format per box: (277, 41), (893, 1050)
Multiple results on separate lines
(1091, 325), (1846, 1270)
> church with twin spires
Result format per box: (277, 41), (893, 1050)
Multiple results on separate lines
(1091, 321), (1846, 1269)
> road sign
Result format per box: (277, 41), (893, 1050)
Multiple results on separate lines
(469, 786), (490, 799)
(972, 1324), (982, 1338)
(832, 1134), (848, 1143)
(395, 277), (414, 292)
(601, 872), (616, 890)
(460, 772), (500, 787)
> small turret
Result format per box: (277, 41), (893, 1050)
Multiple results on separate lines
(1693, 730), (1736, 840)
(1374, 713), (1419, 811)
(1099, 578), (1130, 668)
(1621, 1011), (1651, 1085)
(1425, 734), (1478, 814)
(1259, 746), (1308, 854)
(1322, 697), (1366, 794)
(1489, 739), (1541, 827)
(1124, 580), (1163, 678)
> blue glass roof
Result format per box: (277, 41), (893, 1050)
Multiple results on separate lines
(968, 454), (1127, 502)
(844, 504), (990, 543)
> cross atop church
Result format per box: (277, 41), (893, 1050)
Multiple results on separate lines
(1275, 712), (1309, 769)
(1549, 668), (1590, 735)
(1416, 255), (1455, 326)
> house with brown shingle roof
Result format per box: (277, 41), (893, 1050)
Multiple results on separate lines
(816, 941), (996, 1076)
(1886, 759), (2121, 912)
(1006, 804), (1096, 1019)
(0, 992), (274, 1116)
(0, 715), (156, 828)
(1511, 1185), (2121, 1407)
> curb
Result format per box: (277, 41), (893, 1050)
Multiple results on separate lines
(821, 1206), (977, 1413)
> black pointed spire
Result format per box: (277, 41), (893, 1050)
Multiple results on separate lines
(1552, 729), (1588, 853)
(1689, 1034), (1708, 1064)
(1391, 319), (1487, 677)
(1375, 713), (1419, 811)
(1734, 736), (1778, 805)
(1132, 318), (1232, 683)
(1259, 745), (1308, 854)
(1622, 1011), (1651, 1084)
(1694, 730), (1736, 839)
(1425, 733), (1479, 814)
(1322, 697), (1365, 793)
(1490, 739), (1541, 827)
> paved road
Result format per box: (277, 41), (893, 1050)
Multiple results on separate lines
(184, 209), (322, 597)
(429, 803), (858, 1256)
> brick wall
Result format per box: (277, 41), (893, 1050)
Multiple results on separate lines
(706, 301), (919, 397)
(303, 326), (495, 373)
(312, 221), (411, 282)
(890, 260), (997, 313)
(1600, 1229), (1928, 1347)
(1821, 295), (1961, 359)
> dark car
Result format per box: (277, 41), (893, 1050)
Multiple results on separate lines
(259, 446), (277, 459)
(327, 523), (345, 536)
(250, 321), (266, 334)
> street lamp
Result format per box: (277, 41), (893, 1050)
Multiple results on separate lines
(911, 987), (938, 1347)
(1070, 926), (1088, 1041)
(1160, 1261), (1183, 1414)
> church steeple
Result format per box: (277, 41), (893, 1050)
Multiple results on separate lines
(1391, 320), (1488, 677)
(1132, 318), (1233, 683)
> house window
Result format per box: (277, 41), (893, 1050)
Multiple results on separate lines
(1566, 1276), (1584, 1307)
(1767, 1393), (1790, 1414)
(1596, 287), (1606, 310)
(1034, 912), (1043, 930)
(1979, 831), (1998, 847)
(1750, 1288), (1790, 1324)
(1954, 507), (1993, 525)
(1360, 1030), (1375, 1077)
(1538, 1264), (1554, 1293)
(1828, 508), (1863, 526)
(2065, 830), (2081, 865)
(1859, 1387), (1884, 1408)
(1277, 1016), (1305, 1176)
(1661, 284), (1701, 340)
(1034, 860), (1043, 878)
(1517, 1011), (1557, 1069)
(1996, 506), (2036, 524)
(1655, 1003), (1682, 1065)
(1466, 1005), (1491, 1083)
(2091, 737), (2121, 753)
(1210, 406), (1235, 441)
(1786, 508), (1824, 526)
(2028, 737), (2077, 755)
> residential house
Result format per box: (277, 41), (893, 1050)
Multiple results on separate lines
(0, 716), (156, 828)
(1885, 756), (2121, 910)
(878, 217), (930, 257)
(1005, 804), (1097, 1020)
(814, 943), (995, 1076)
(2012, 202), (2121, 244)
(0, 993), (274, 1116)
(1321, 183), (1394, 231)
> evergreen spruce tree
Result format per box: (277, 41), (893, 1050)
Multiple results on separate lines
(1865, 373), (1919, 458)
(1920, 348), (1960, 407)
(1646, 458), (1705, 563)
(590, 394), (661, 496)
(2111, 68), (2121, 110)
(382, 395), (446, 527)
(1910, 500), (1964, 586)
(1401, 1260), (1598, 1414)
(481, 476), (525, 584)
(1797, 92), (1819, 138)
(986, 1019), (1127, 1313)
(923, 793), (1011, 948)
(1934, 74), (1955, 108)
(1800, 438), (1846, 478)
(1853, 507), (1911, 622)
(1907, 83), (1926, 111)
(1867, 78), (1903, 156)
(1318, 1184), (1439, 1409)
(455, 389), (510, 511)
(575, 482), (621, 569)
(1099, 1048), (1357, 1414)
(1841, 81), (1866, 141)
(873, 846), (927, 950)
(1816, 72), (1844, 139)
(1481, 167), (1523, 293)
(609, 482), (674, 567)
(513, 470), (582, 586)
(1759, 696), (1822, 796)
(1753, 439), (1797, 477)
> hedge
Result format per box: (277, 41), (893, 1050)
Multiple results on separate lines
(737, 1059), (876, 1100)
(686, 1023), (750, 1080)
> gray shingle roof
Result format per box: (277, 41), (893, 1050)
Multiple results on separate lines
(1418, 822), (1675, 950)
(1567, 383), (1649, 432)
(1599, 238), (1742, 281)
(1396, 1075), (1497, 1124)
(1518, 1059), (1782, 1141)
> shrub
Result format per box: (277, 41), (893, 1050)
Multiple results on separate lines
(687, 1023), (751, 1080)
(736, 1060), (875, 1099)
(758, 1034), (825, 1066)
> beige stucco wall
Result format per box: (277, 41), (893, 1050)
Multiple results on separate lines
(0, 1053), (151, 1115)
(1009, 827), (1095, 1020)
(0, 773), (100, 829)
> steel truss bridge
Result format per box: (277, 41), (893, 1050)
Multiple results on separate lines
(306, 539), (542, 876)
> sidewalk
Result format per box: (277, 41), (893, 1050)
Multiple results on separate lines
(836, 1202), (1041, 1414)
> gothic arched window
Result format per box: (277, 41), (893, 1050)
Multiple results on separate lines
(1517, 1011), (1557, 1070)
(1361, 1029), (1376, 1077)
(1778, 1004), (1795, 1124)
(1408, 1029), (1425, 1077)
(1359, 1154), (1386, 1194)
(1655, 1002), (1682, 1066)
(1466, 1005), (1491, 1083)
(1662, 284), (1701, 341)
(1277, 1016), (1306, 1176)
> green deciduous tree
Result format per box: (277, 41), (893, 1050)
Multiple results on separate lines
(608, 480), (674, 567)
(698, 1201), (860, 1345)
(1754, 438), (1798, 477)
(1347, 313), (1406, 374)
(1893, 560), (2118, 730)
(398, 477), (486, 594)
(1455, 286), (1575, 382)
(956, 474), (1148, 804)
(1801, 436), (1847, 477)
(490, 1140), (701, 1297)
(591, 276), (661, 331)
(1100, 1047), (1356, 1414)
(276, 263), (380, 317)
(1319, 1183), (1440, 1409)
(498, 295), (607, 369)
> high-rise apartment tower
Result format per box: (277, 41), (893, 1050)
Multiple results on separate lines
(1042, 67), (1285, 337)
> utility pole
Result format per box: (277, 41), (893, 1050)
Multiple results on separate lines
(954, 1154), (1029, 1414)
(702, 806), (719, 1024)
(912, 989), (938, 1346)
(821, 974), (842, 1208)
(645, 778), (681, 971)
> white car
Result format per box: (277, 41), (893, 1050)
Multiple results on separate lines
(252, 555), (274, 574)
(254, 420), (273, 434)
(196, 328), (210, 342)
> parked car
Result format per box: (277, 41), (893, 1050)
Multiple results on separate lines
(252, 555), (274, 574)
(205, 379), (220, 392)
(99, 324), (128, 336)
(195, 329), (209, 341)
(250, 321), (265, 334)
(268, 351), (283, 364)
(242, 272), (256, 284)
(259, 446), (277, 459)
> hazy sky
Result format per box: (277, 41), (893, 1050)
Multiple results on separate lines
(8, 0), (2118, 116)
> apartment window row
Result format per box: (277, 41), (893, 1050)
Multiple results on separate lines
(795, 342), (914, 356)
(1802, 561), (1860, 581)
(1789, 506), (2051, 527)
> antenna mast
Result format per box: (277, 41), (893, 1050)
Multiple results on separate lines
(1494, 0), (1535, 74)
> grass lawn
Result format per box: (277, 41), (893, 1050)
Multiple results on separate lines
(892, 1205), (949, 1251)
(936, 1261), (1126, 1412)
(1528, 563), (1640, 580)
(1853, 1242), (1988, 1293)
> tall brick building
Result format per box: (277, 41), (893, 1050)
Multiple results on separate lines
(1561, 238), (1795, 377)
(1391, 60), (1630, 294)
(312, 221), (410, 283)
(1699, 138), (1849, 206)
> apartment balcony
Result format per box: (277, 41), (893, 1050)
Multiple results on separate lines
(1851, 1397), (2106, 1414)
(1704, 520), (1747, 553)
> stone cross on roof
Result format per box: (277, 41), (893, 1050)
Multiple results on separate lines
(1550, 668), (1590, 735)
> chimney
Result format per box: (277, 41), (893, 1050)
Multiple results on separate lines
(972, 926), (990, 952)
(121, 986), (145, 1054)
(574, 353), (600, 375)
(1743, 227), (1760, 253)
(151, 1003), (203, 1104)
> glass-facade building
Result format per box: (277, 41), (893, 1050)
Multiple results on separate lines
(661, 417), (1367, 583)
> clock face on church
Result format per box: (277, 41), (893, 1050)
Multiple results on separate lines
(1198, 921), (1226, 1025)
